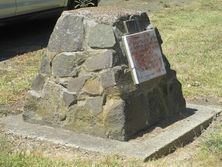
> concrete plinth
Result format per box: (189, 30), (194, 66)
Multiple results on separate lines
(2, 104), (221, 161)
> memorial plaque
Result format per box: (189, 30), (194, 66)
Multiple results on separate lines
(123, 29), (166, 84)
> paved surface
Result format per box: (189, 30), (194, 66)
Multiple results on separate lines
(0, 103), (221, 161)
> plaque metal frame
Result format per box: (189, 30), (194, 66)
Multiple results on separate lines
(122, 29), (166, 84)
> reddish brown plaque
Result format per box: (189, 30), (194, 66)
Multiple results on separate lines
(123, 29), (166, 84)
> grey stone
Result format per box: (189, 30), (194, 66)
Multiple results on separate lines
(55, 78), (69, 88)
(24, 91), (40, 111)
(48, 14), (84, 54)
(52, 53), (83, 77)
(100, 70), (116, 88)
(31, 74), (46, 92)
(85, 96), (104, 115)
(100, 66), (126, 89)
(65, 104), (106, 138)
(25, 81), (67, 125)
(39, 55), (51, 75)
(67, 76), (88, 93)
(88, 24), (116, 49)
(82, 78), (104, 96)
(69, 7), (140, 24)
(84, 50), (116, 72)
(41, 82), (65, 120)
(23, 91), (42, 122)
(31, 81), (66, 124)
(69, 69), (78, 77)
(63, 92), (77, 107)
(166, 79), (186, 114)
(104, 99), (126, 140)
(124, 93), (151, 138)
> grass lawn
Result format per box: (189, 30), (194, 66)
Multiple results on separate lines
(151, 0), (222, 98)
(0, 50), (45, 105)
(0, 0), (222, 166)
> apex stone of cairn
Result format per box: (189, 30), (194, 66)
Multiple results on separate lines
(23, 7), (186, 141)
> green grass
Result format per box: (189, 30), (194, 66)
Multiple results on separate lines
(151, 0), (222, 98)
(202, 125), (222, 155)
(190, 124), (222, 167)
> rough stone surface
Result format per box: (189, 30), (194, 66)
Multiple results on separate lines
(48, 14), (84, 54)
(103, 99), (126, 140)
(52, 53), (84, 77)
(63, 92), (77, 107)
(23, 7), (186, 141)
(82, 78), (104, 96)
(88, 24), (116, 49)
(85, 96), (104, 114)
(100, 69), (116, 88)
(67, 76), (88, 93)
(39, 55), (51, 75)
(23, 91), (42, 122)
(68, 6), (141, 24)
(24, 81), (67, 125)
(84, 50), (116, 72)
(31, 74), (46, 92)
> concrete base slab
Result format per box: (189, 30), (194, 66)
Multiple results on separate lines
(0, 103), (221, 161)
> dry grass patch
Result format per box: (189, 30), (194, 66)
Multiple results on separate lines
(0, 50), (44, 105)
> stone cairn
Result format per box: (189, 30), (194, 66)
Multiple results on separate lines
(23, 7), (186, 141)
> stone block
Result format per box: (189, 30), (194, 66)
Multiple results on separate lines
(88, 24), (116, 49)
(166, 79), (186, 114)
(31, 74), (46, 92)
(100, 69), (116, 89)
(24, 82), (66, 124)
(63, 92), (77, 107)
(64, 104), (105, 136)
(67, 76), (89, 94)
(82, 78), (104, 96)
(23, 91), (41, 117)
(85, 96), (104, 115)
(48, 14), (84, 54)
(52, 53), (85, 77)
(39, 55), (51, 75)
(23, 92), (42, 123)
(84, 50), (116, 72)
(103, 99), (126, 140)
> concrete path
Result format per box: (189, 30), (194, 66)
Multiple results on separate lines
(0, 103), (221, 161)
